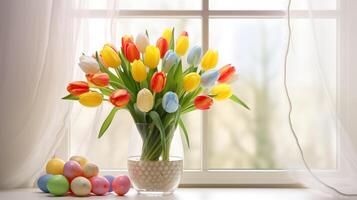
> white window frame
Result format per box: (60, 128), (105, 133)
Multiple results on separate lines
(58, 0), (340, 186)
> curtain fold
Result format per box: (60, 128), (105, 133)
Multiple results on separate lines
(0, 0), (75, 189)
(288, 0), (357, 198)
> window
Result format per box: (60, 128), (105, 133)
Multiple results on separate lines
(67, 0), (338, 185)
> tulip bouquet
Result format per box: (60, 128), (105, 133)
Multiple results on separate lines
(63, 28), (249, 161)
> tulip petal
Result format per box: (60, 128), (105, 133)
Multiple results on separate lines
(162, 91), (179, 113)
(144, 45), (160, 69)
(136, 88), (154, 112)
(210, 84), (232, 101)
(79, 55), (100, 74)
(201, 69), (220, 88)
(79, 92), (103, 107)
(187, 46), (202, 66)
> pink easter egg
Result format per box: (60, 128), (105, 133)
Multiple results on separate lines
(90, 176), (110, 195)
(112, 175), (131, 196)
(63, 161), (83, 179)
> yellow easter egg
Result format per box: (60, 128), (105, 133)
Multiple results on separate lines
(46, 158), (65, 175)
(70, 156), (88, 168)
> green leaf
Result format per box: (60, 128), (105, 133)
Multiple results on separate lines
(149, 111), (167, 156)
(173, 61), (183, 92)
(145, 29), (149, 39)
(169, 27), (175, 50)
(99, 88), (114, 96)
(178, 118), (190, 149)
(182, 104), (196, 114)
(98, 107), (119, 138)
(154, 98), (162, 109)
(230, 94), (250, 110)
(62, 94), (79, 100)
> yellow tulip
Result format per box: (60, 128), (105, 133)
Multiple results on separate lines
(183, 72), (201, 92)
(201, 49), (218, 71)
(144, 45), (160, 69)
(136, 88), (154, 112)
(210, 84), (232, 101)
(79, 91), (103, 107)
(175, 36), (189, 56)
(131, 60), (147, 82)
(162, 28), (173, 44)
(100, 44), (121, 68)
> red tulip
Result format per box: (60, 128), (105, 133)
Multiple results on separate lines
(156, 37), (168, 58)
(109, 89), (131, 108)
(123, 42), (140, 63)
(86, 73), (109, 87)
(122, 35), (133, 48)
(218, 64), (236, 83)
(150, 72), (166, 93)
(194, 95), (213, 110)
(67, 81), (89, 96)
(180, 31), (188, 37)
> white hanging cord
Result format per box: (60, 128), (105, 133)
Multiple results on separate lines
(283, 0), (357, 196)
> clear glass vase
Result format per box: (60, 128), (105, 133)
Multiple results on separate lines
(127, 123), (184, 195)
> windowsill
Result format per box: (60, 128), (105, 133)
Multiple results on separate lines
(0, 188), (333, 200)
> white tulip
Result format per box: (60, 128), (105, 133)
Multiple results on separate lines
(78, 55), (100, 74)
(136, 88), (154, 112)
(135, 33), (150, 53)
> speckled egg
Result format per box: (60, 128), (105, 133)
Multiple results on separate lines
(90, 176), (110, 195)
(71, 177), (92, 196)
(63, 160), (83, 179)
(103, 175), (115, 192)
(112, 175), (131, 196)
(83, 163), (99, 178)
(46, 157), (65, 175)
(37, 174), (53, 193)
(69, 155), (88, 168)
(47, 175), (69, 196)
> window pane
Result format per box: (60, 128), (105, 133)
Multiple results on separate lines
(209, 0), (336, 10)
(208, 18), (336, 169)
(71, 18), (202, 170)
(74, 0), (201, 10)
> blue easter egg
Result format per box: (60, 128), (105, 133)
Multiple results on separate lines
(104, 175), (115, 192)
(37, 174), (53, 193)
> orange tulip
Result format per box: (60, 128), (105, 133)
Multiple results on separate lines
(86, 73), (109, 87)
(218, 64), (236, 83)
(150, 72), (166, 93)
(123, 42), (140, 63)
(67, 81), (89, 96)
(156, 37), (168, 58)
(109, 89), (131, 108)
(194, 95), (213, 110)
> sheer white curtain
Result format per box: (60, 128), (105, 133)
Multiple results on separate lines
(287, 0), (357, 198)
(0, 0), (76, 189)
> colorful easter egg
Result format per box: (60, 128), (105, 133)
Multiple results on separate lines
(83, 163), (99, 178)
(90, 176), (110, 195)
(37, 174), (53, 193)
(63, 160), (83, 179)
(104, 175), (115, 192)
(69, 155), (88, 168)
(47, 175), (69, 196)
(71, 177), (92, 197)
(46, 157), (65, 175)
(112, 175), (131, 196)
